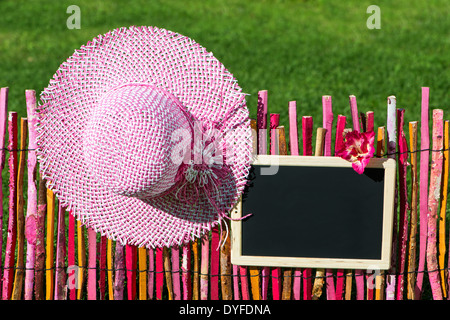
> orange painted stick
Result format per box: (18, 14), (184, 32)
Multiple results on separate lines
(407, 122), (418, 300)
(45, 189), (56, 300)
(439, 120), (449, 297)
(138, 246), (147, 300)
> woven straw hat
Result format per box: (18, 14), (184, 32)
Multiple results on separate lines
(37, 26), (252, 248)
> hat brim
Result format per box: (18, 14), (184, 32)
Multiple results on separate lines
(37, 26), (252, 248)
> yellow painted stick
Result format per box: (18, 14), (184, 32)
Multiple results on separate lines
(439, 120), (449, 297)
(107, 239), (114, 300)
(45, 189), (55, 300)
(138, 247), (147, 300)
(11, 118), (27, 300)
(77, 220), (86, 299)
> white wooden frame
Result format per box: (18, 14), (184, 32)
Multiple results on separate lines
(230, 155), (396, 270)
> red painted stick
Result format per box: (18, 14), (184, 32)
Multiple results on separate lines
(427, 109), (444, 300)
(396, 108), (409, 300)
(366, 111), (374, 133)
(334, 114), (347, 300)
(302, 116), (313, 300)
(2, 112), (18, 300)
(99, 236), (107, 300)
(156, 247), (164, 299)
(126, 244), (137, 300)
(54, 204), (66, 300)
(210, 226), (220, 300)
(416, 87), (429, 299)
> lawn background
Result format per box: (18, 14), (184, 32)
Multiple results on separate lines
(0, 0), (448, 300)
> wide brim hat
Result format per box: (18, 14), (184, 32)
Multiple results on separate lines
(37, 26), (252, 248)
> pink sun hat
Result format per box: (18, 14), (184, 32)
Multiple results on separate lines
(36, 26), (253, 248)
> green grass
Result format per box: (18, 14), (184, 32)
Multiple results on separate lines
(0, 0), (448, 126)
(0, 0), (448, 300)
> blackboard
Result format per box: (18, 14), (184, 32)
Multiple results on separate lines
(230, 155), (396, 270)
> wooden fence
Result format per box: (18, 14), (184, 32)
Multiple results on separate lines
(0, 86), (448, 300)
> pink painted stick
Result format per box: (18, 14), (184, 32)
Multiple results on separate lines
(171, 244), (181, 300)
(147, 248), (155, 300)
(239, 266), (250, 300)
(427, 109), (444, 300)
(416, 87), (429, 299)
(269, 114), (282, 300)
(349, 96), (365, 300)
(322, 96), (334, 157)
(386, 96), (397, 300)
(68, 212), (76, 300)
(349, 95), (360, 132)
(233, 264), (240, 300)
(210, 226), (220, 300)
(87, 227), (97, 300)
(289, 101), (299, 156)
(54, 204), (66, 300)
(334, 114), (347, 300)
(2, 112), (17, 300)
(200, 234), (209, 300)
(181, 244), (191, 300)
(0, 88), (7, 299)
(257, 90), (268, 155)
(322, 96), (336, 300)
(24, 90), (37, 300)
(302, 116), (313, 300)
(396, 108), (409, 300)
(366, 111), (374, 133)
(289, 102), (302, 300)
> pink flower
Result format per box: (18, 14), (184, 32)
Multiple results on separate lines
(337, 130), (375, 174)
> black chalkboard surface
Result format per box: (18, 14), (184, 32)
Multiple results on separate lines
(230, 155), (396, 270)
